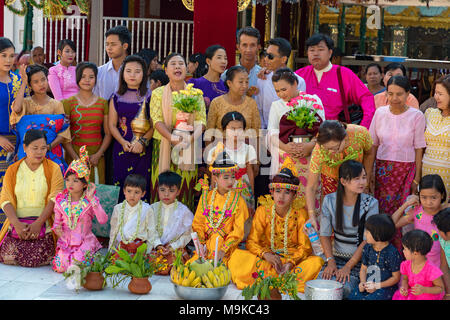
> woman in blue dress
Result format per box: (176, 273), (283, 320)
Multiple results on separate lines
(0, 38), (23, 228)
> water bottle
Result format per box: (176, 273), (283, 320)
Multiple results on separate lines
(402, 195), (416, 236)
(305, 223), (323, 257)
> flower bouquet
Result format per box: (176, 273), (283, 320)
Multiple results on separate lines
(279, 93), (324, 144)
(172, 83), (203, 132)
(242, 269), (300, 300)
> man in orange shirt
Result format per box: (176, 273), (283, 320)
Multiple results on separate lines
(374, 62), (419, 109)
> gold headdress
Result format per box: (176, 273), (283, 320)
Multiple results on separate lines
(268, 156), (300, 192)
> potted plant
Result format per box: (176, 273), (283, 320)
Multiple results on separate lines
(104, 243), (162, 294)
(63, 250), (110, 291)
(241, 270), (300, 300)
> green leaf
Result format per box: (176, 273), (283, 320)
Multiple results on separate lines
(117, 249), (132, 263)
(130, 263), (142, 278)
(104, 266), (125, 274)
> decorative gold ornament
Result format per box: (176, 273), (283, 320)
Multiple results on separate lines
(182, 0), (251, 12)
(131, 100), (151, 142)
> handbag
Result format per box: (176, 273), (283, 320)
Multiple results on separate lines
(337, 66), (364, 125)
(11, 217), (46, 239)
(90, 167), (120, 238)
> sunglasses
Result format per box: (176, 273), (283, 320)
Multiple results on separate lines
(266, 53), (280, 60)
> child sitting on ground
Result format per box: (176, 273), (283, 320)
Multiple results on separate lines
(148, 170), (194, 275)
(108, 174), (152, 255)
(349, 214), (402, 300)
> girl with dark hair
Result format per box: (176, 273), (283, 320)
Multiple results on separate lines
(189, 149), (248, 265)
(365, 63), (384, 96)
(228, 156), (324, 293)
(369, 75), (426, 237)
(48, 39), (78, 101)
(187, 45), (228, 110)
(109, 55), (153, 203)
(11, 64), (72, 173)
(305, 120), (374, 230)
(392, 229), (445, 300)
(207, 65), (260, 136)
(0, 129), (64, 267)
(187, 52), (207, 80)
(268, 67), (325, 212)
(319, 159), (379, 298)
(149, 53), (206, 211)
(62, 62), (112, 183)
(0, 37), (22, 227)
(207, 111), (257, 215)
(393, 174), (447, 268)
(423, 74), (450, 201)
(349, 214), (402, 300)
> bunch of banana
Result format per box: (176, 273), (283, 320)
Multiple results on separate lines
(171, 263), (202, 288)
(200, 265), (232, 288)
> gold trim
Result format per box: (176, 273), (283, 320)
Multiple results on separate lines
(182, 0), (251, 12)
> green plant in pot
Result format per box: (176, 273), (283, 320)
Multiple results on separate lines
(242, 270), (300, 300)
(104, 242), (163, 294)
(63, 250), (111, 291)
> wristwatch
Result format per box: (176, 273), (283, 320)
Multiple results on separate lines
(139, 137), (150, 147)
(324, 256), (334, 265)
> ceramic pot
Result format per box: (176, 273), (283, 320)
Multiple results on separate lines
(128, 277), (152, 294)
(258, 288), (282, 300)
(83, 272), (104, 291)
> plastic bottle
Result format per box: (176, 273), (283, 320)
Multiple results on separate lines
(402, 195), (416, 236)
(305, 223), (323, 257)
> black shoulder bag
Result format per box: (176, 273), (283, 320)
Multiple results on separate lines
(337, 66), (364, 125)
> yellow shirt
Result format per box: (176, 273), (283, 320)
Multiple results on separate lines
(149, 85), (207, 141)
(14, 161), (48, 218)
(192, 189), (248, 258)
(247, 203), (313, 266)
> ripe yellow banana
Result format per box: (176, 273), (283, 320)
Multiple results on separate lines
(207, 271), (216, 284)
(191, 276), (201, 287)
(219, 272), (226, 286)
(202, 275), (214, 288)
(214, 267), (221, 277)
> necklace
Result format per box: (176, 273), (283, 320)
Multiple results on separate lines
(204, 188), (234, 230)
(156, 200), (178, 238)
(66, 192), (87, 230)
(76, 92), (97, 106)
(270, 204), (292, 256)
(119, 200), (143, 244)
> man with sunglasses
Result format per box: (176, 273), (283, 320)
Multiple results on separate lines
(294, 33), (375, 129)
(254, 37), (306, 130)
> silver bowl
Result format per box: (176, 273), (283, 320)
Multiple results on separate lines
(172, 281), (229, 300)
(304, 279), (343, 300)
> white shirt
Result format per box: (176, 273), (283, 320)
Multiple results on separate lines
(255, 71), (306, 129)
(314, 61), (333, 83)
(93, 59), (121, 101)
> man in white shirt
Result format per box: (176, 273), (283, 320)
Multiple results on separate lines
(255, 37), (306, 130)
(93, 25), (130, 101)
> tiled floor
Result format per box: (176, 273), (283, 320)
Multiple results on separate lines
(0, 254), (304, 300)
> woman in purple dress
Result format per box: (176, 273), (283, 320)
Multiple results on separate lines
(108, 55), (153, 202)
(188, 45), (228, 112)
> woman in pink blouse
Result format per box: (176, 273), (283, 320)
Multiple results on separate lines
(369, 75), (426, 253)
(48, 39), (79, 101)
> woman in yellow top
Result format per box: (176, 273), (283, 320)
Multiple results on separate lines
(149, 53), (207, 211)
(422, 75), (450, 201)
(305, 120), (374, 230)
(188, 147), (249, 264)
(0, 129), (64, 267)
(228, 157), (324, 292)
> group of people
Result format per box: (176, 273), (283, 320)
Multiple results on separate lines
(0, 24), (449, 300)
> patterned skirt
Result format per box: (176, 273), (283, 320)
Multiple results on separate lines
(0, 135), (16, 229)
(375, 159), (415, 254)
(150, 139), (198, 212)
(0, 232), (55, 267)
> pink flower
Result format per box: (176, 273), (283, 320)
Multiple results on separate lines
(312, 103), (323, 110)
(252, 272), (259, 279)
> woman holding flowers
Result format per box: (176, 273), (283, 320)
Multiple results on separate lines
(268, 68), (325, 209)
(149, 53), (206, 211)
(228, 157), (324, 293)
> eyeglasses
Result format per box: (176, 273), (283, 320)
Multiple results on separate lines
(266, 53), (280, 60)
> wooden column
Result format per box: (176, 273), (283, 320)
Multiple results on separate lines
(193, 0), (237, 68)
(88, 0), (104, 65)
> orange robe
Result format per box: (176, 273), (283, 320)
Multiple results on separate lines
(188, 189), (249, 264)
(228, 200), (324, 293)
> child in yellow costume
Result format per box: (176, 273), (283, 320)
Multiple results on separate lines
(189, 143), (249, 265)
(228, 156), (324, 293)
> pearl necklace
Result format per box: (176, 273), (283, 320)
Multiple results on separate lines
(206, 188), (232, 230)
(156, 200), (178, 238)
(66, 192), (86, 230)
(270, 204), (292, 255)
(119, 200), (143, 244)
